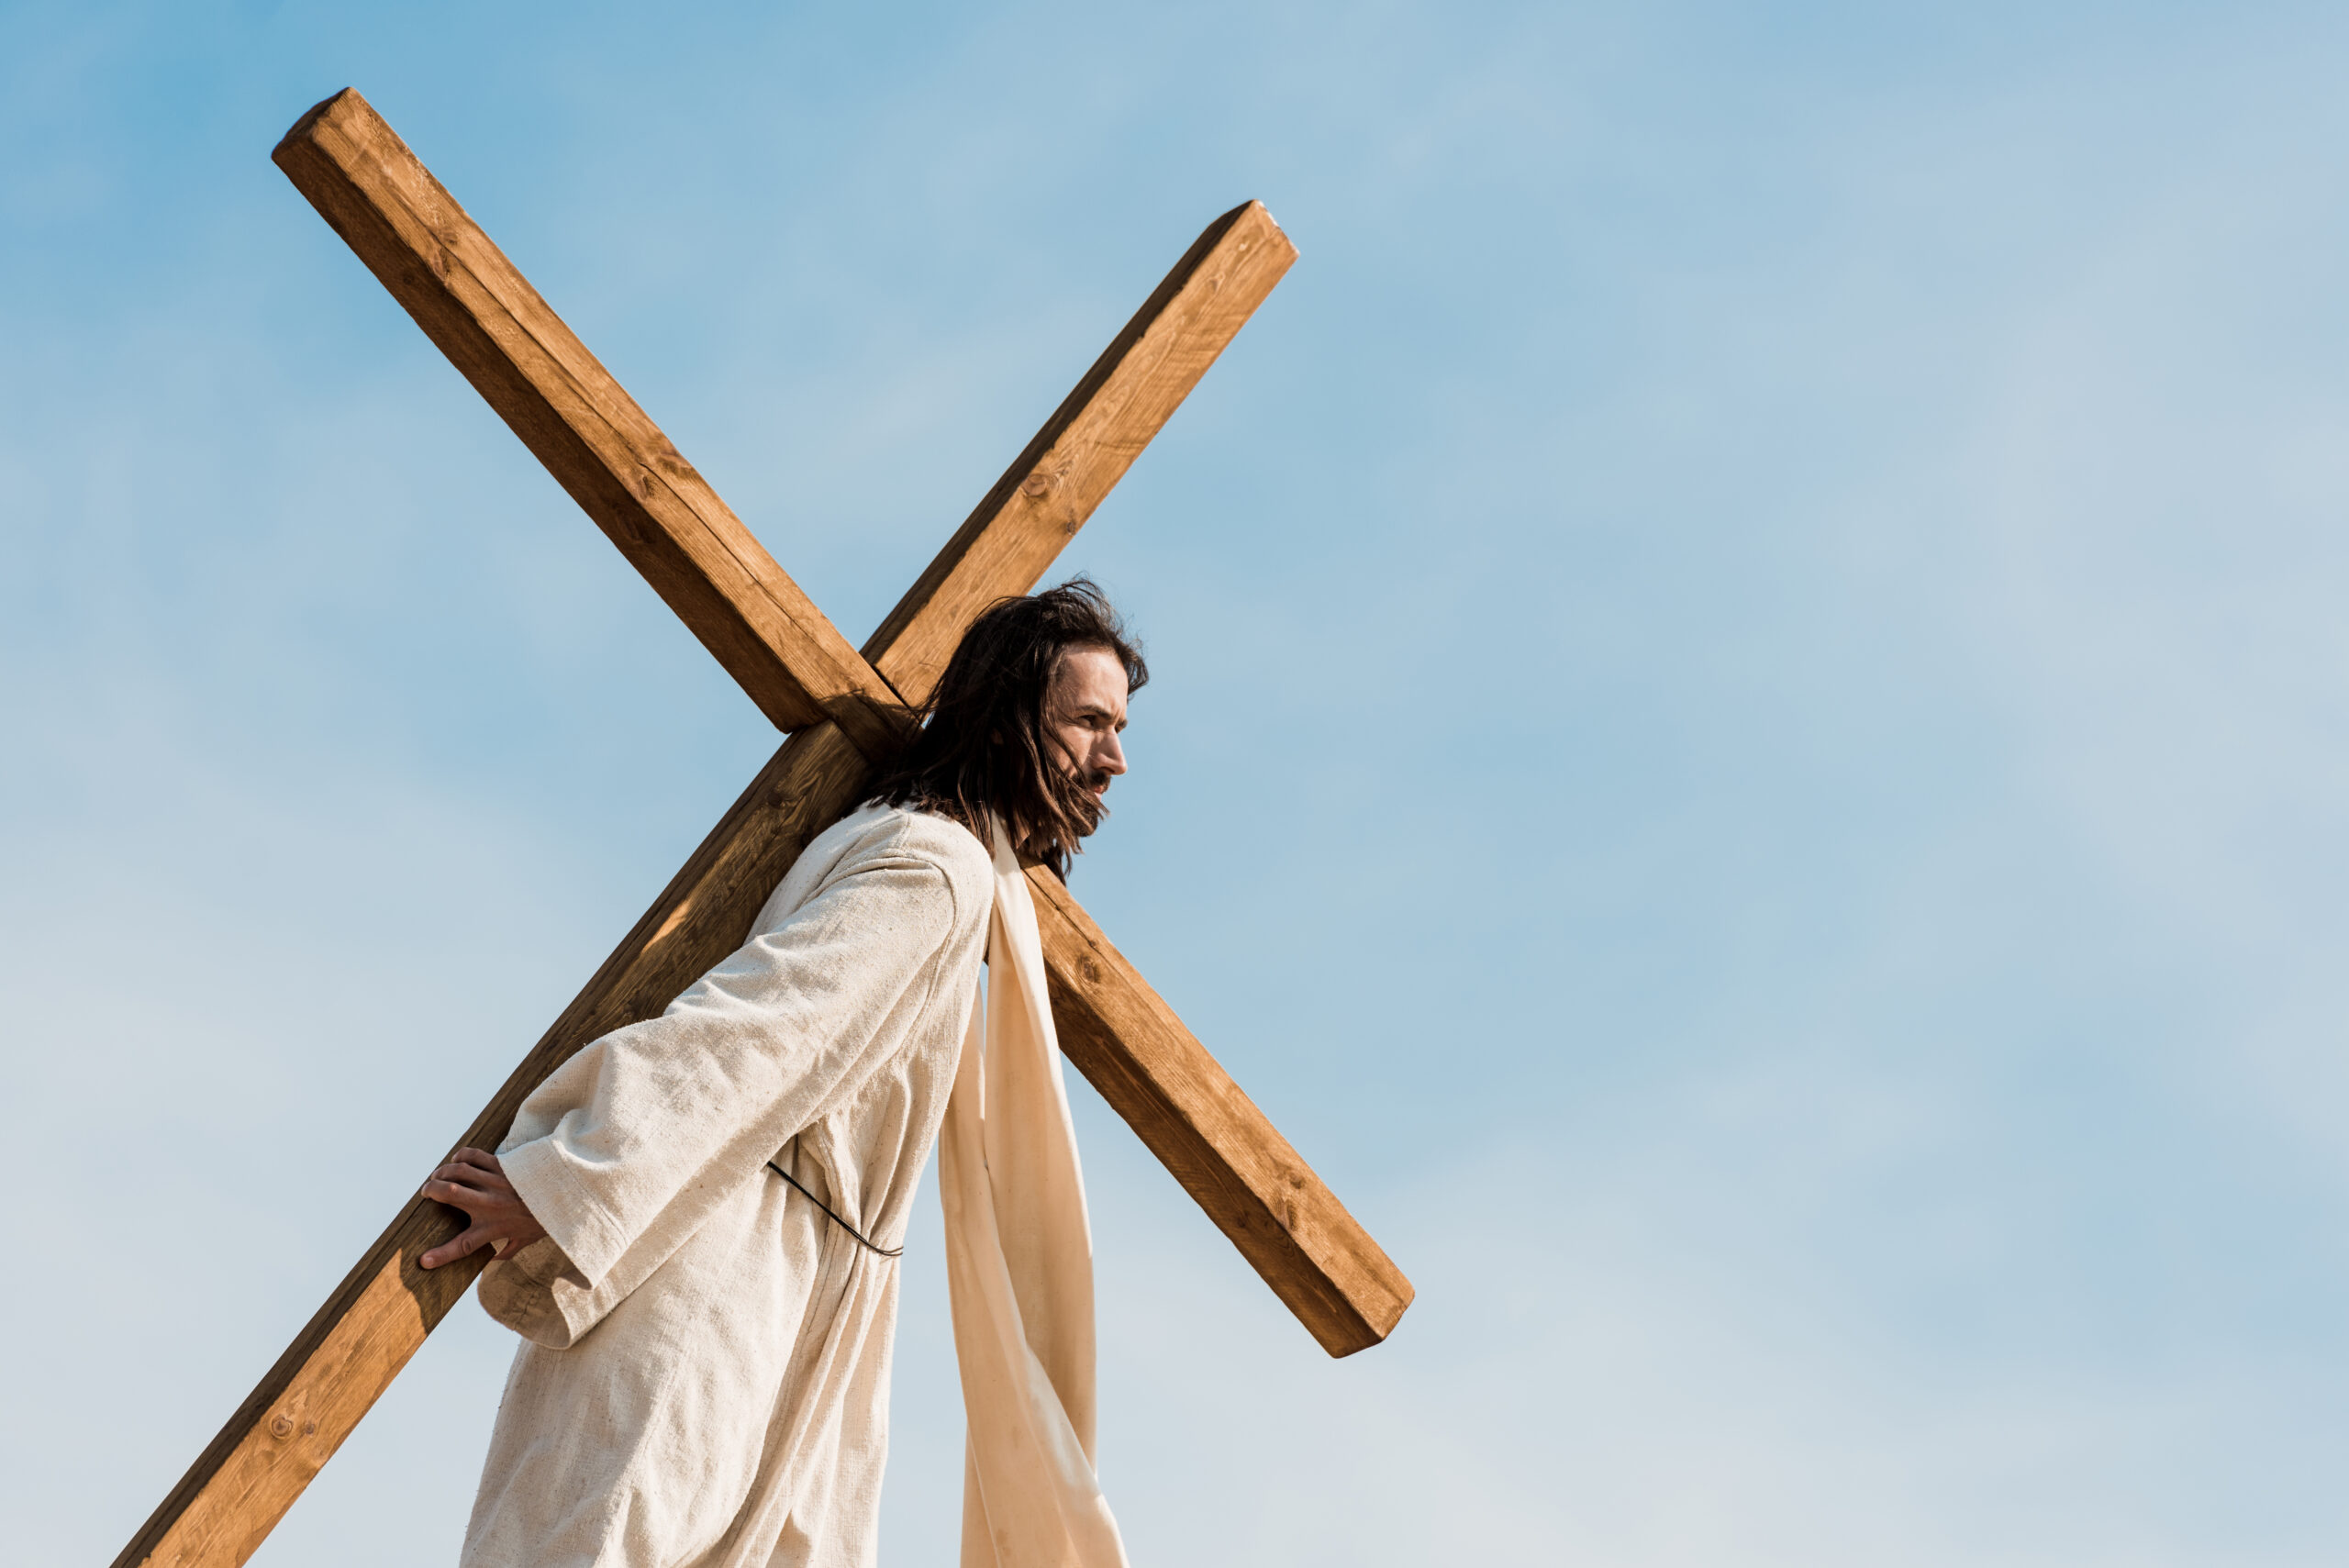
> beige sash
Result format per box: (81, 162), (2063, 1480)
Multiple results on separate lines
(938, 822), (1129, 1568)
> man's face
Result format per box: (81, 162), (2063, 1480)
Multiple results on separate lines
(1045, 645), (1130, 826)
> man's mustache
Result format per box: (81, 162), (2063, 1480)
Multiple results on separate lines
(1065, 768), (1112, 835)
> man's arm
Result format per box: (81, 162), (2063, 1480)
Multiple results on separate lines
(447, 829), (986, 1351)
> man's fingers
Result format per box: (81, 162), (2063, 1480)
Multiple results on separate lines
(420, 1177), (490, 1209)
(426, 1162), (505, 1195)
(422, 1151), (508, 1198)
(426, 1154), (519, 1197)
(418, 1224), (493, 1271)
(421, 1168), (511, 1207)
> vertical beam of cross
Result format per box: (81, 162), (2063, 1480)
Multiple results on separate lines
(111, 88), (1409, 1568)
(270, 91), (908, 755)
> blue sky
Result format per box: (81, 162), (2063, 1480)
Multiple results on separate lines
(7, 1), (2349, 1562)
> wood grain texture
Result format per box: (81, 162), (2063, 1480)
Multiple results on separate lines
(1027, 867), (1414, 1357)
(117, 102), (1330, 1568)
(862, 199), (1295, 700)
(271, 88), (907, 756)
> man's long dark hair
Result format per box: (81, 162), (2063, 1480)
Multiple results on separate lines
(870, 578), (1147, 877)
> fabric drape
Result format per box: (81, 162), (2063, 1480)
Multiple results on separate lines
(938, 824), (1129, 1568)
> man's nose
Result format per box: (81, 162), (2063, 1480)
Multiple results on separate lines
(1098, 730), (1127, 774)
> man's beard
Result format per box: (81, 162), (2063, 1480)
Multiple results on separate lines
(1063, 768), (1112, 838)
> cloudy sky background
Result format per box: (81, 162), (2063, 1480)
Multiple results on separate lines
(7, 1), (2349, 1562)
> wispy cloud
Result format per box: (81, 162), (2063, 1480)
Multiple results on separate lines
(8, 2), (2349, 1563)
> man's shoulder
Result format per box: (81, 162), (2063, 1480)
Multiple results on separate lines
(753, 803), (992, 939)
(814, 801), (993, 889)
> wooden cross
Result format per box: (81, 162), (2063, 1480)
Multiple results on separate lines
(115, 88), (1413, 1568)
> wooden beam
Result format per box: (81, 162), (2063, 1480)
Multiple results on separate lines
(863, 198), (1295, 699)
(1030, 869), (1413, 1357)
(272, 88), (907, 756)
(115, 125), (1317, 1568)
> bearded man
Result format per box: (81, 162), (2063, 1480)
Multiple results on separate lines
(416, 579), (1143, 1568)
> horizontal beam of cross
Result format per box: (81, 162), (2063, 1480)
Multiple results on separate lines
(1029, 874), (1415, 1342)
(112, 87), (1409, 1568)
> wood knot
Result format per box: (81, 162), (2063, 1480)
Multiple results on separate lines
(269, 1413), (295, 1440)
(1020, 472), (1053, 501)
(1079, 957), (1102, 984)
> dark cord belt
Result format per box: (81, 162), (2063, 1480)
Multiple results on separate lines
(765, 1155), (904, 1259)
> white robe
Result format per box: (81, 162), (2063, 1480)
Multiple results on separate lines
(462, 803), (994, 1568)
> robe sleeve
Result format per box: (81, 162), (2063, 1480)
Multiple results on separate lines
(478, 839), (972, 1346)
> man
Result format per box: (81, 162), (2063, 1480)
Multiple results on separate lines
(417, 579), (1144, 1568)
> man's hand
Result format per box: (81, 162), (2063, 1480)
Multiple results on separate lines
(418, 1147), (549, 1270)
